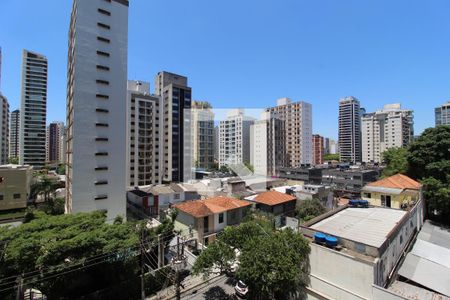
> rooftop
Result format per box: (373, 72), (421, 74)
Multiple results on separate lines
(174, 196), (251, 218)
(367, 173), (421, 190)
(310, 207), (407, 248)
(396, 220), (450, 298)
(253, 191), (296, 206)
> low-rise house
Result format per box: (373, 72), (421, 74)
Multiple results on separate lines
(252, 190), (297, 216)
(0, 164), (33, 211)
(148, 184), (200, 212)
(300, 199), (424, 300)
(361, 173), (421, 209)
(173, 196), (251, 245)
(126, 189), (157, 217)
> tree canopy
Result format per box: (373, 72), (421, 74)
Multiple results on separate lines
(192, 218), (310, 299)
(323, 153), (339, 162)
(0, 211), (175, 299)
(296, 199), (326, 222)
(381, 147), (409, 178)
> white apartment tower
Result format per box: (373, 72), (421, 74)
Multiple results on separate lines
(219, 109), (254, 167)
(362, 104), (413, 163)
(9, 109), (20, 160)
(339, 96), (361, 163)
(127, 80), (162, 188)
(19, 50), (47, 168)
(0, 95), (9, 165)
(191, 101), (215, 170)
(66, 0), (129, 220)
(435, 101), (450, 126)
(250, 111), (285, 176)
(266, 98), (313, 166)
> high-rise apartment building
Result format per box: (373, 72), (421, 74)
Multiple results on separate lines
(250, 111), (285, 176)
(154, 71), (192, 183)
(435, 101), (450, 126)
(9, 109), (20, 160)
(266, 98), (313, 166)
(46, 121), (65, 163)
(362, 104), (413, 163)
(59, 128), (66, 165)
(66, 0), (129, 221)
(127, 80), (161, 188)
(213, 126), (219, 161)
(312, 134), (324, 165)
(19, 50), (47, 168)
(191, 101), (214, 170)
(219, 109), (254, 167)
(0, 95), (9, 165)
(338, 96), (361, 163)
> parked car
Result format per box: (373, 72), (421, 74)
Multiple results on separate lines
(234, 280), (248, 298)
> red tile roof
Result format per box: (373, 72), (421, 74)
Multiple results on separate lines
(254, 191), (297, 206)
(174, 196), (251, 218)
(367, 174), (421, 190)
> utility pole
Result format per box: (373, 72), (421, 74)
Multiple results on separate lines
(140, 226), (145, 300)
(173, 235), (186, 300)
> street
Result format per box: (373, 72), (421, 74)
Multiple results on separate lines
(181, 275), (237, 300)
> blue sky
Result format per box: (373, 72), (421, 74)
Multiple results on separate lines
(1, 0), (450, 139)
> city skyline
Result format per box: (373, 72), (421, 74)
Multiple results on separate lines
(1, 0), (450, 139)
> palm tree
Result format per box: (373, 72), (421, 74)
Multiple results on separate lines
(31, 176), (59, 204)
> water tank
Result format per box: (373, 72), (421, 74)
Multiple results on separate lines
(359, 199), (369, 207)
(349, 199), (359, 206)
(314, 232), (326, 243)
(325, 236), (338, 248)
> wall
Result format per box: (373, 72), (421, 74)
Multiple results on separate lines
(214, 211), (227, 232)
(363, 192), (418, 209)
(308, 243), (375, 300)
(0, 167), (31, 211)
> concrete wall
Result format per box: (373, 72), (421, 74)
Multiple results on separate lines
(214, 211), (227, 232)
(0, 166), (32, 211)
(308, 243), (375, 300)
(362, 192), (418, 209)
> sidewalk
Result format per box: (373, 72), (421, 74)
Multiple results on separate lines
(147, 273), (224, 300)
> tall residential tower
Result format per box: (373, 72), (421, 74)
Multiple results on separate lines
(46, 121), (65, 164)
(0, 95), (9, 164)
(435, 101), (450, 126)
(266, 98), (313, 166)
(66, 0), (129, 220)
(338, 96), (361, 163)
(19, 50), (47, 168)
(9, 109), (20, 160)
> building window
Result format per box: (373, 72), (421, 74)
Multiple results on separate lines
(97, 22), (110, 30)
(96, 51), (110, 57)
(174, 194), (180, 200)
(98, 8), (111, 16)
(96, 79), (109, 85)
(95, 195), (108, 200)
(219, 213), (224, 224)
(13, 193), (21, 199)
(95, 180), (108, 185)
(96, 108), (109, 113)
(96, 94), (109, 99)
(95, 166), (108, 171)
(96, 137), (109, 142)
(95, 152), (108, 156)
(363, 193), (371, 198)
(97, 65), (110, 71)
(96, 123), (109, 127)
(0, 195), (3, 201)
(97, 36), (110, 43)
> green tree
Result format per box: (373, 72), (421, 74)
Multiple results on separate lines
(296, 199), (326, 222)
(323, 153), (339, 161)
(8, 157), (19, 164)
(31, 176), (59, 203)
(0, 211), (176, 299)
(192, 220), (310, 299)
(381, 147), (409, 177)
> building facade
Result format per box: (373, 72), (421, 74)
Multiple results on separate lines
(0, 164), (33, 211)
(66, 0), (129, 221)
(127, 80), (161, 188)
(9, 109), (20, 160)
(338, 96), (361, 163)
(219, 109), (253, 167)
(362, 104), (414, 163)
(312, 134), (324, 165)
(0, 95), (9, 165)
(46, 121), (65, 164)
(435, 101), (450, 126)
(154, 71), (192, 183)
(266, 98), (313, 167)
(191, 101), (214, 170)
(250, 111), (285, 176)
(19, 50), (47, 168)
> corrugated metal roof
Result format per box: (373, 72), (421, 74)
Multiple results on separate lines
(310, 207), (406, 248)
(397, 220), (450, 297)
(389, 281), (450, 300)
(398, 254), (450, 297)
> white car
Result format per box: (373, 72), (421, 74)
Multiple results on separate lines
(234, 280), (249, 298)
